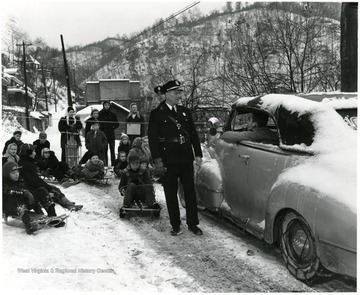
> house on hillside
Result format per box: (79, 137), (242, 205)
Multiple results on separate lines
(84, 79), (140, 109)
(76, 102), (130, 139)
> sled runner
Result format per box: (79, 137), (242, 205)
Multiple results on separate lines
(119, 201), (161, 219)
(3, 212), (69, 232)
(82, 175), (112, 185)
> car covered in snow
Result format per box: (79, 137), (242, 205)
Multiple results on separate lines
(180, 93), (357, 282)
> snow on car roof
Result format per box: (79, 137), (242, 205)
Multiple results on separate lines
(234, 94), (357, 212)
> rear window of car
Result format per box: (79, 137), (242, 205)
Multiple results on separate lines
(277, 106), (315, 146)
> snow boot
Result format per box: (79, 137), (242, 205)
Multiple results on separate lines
(21, 210), (38, 235)
(45, 203), (57, 217)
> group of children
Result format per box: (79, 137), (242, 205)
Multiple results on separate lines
(2, 128), (160, 235)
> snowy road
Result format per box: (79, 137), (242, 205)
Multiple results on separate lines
(2, 178), (355, 292)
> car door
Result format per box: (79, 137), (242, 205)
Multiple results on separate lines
(216, 139), (253, 221)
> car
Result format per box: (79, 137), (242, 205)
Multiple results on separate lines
(180, 93), (357, 282)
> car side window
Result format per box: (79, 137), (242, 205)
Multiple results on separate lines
(277, 106), (315, 146)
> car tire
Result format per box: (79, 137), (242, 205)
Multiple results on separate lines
(280, 211), (322, 282)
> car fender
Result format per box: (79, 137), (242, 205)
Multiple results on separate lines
(264, 181), (320, 245)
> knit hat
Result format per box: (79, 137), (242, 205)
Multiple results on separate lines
(128, 150), (140, 163)
(13, 130), (22, 136)
(67, 106), (74, 113)
(41, 147), (51, 156)
(87, 151), (97, 159)
(120, 133), (129, 140)
(102, 100), (111, 107)
(3, 162), (21, 179)
(20, 143), (35, 156)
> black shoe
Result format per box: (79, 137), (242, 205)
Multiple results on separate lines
(170, 227), (183, 236)
(151, 202), (161, 210)
(188, 225), (203, 236)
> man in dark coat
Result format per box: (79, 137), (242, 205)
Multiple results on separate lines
(148, 80), (203, 236)
(98, 101), (119, 166)
(126, 103), (145, 144)
(33, 132), (50, 160)
(3, 130), (24, 155)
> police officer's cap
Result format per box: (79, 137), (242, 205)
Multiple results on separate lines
(155, 80), (183, 94)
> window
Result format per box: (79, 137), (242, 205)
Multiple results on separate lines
(277, 106), (315, 146)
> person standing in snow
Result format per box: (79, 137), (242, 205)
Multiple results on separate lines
(85, 120), (108, 164)
(98, 101), (119, 167)
(2, 130), (24, 156)
(85, 108), (100, 138)
(148, 80), (203, 236)
(33, 132), (50, 160)
(58, 106), (83, 163)
(126, 102), (145, 144)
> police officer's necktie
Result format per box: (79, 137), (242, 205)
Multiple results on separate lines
(172, 106), (177, 114)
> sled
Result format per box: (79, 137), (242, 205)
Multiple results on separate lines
(61, 179), (81, 188)
(82, 175), (112, 185)
(3, 212), (69, 233)
(119, 201), (161, 219)
(65, 132), (81, 168)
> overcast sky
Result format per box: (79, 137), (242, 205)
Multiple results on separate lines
(2, 0), (227, 49)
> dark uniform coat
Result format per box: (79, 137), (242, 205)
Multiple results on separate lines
(148, 101), (202, 164)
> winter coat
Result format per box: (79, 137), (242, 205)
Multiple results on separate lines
(85, 130), (108, 163)
(148, 101), (202, 165)
(33, 139), (50, 159)
(81, 159), (105, 179)
(18, 155), (53, 192)
(118, 142), (131, 157)
(2, 175), (31, 212)
(85, 115), (99, 138)
(36, 151), (60, 173)
(126, 113), (145, 142)
(2, 137), (24, 155)
(2, 147), (20, 166)
(58, 115), (83, 148)
(114, 160), (128, 178)
(98, 108), (119, 140)
(119, 166), (152, 191)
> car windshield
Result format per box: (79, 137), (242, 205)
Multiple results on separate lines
(335, 108), (357, 130)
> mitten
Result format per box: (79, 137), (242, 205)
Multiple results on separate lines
(154, 158), (166, 177)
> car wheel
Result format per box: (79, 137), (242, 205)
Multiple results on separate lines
(280, 211), (321, 282)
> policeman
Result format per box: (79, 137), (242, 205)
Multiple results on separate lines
(148, 80), (203, 236)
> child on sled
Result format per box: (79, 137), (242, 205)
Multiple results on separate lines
(2, 162), (62, 234)
(119, 151), (160, 209)
(81, 152), (105, 181)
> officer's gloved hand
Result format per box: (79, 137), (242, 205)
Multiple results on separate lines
(154, 158), (166, 177)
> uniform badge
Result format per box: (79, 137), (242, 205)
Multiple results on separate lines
(182, 112), (186, 116)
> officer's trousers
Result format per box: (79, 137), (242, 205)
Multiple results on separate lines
(162, 162), (199, 228)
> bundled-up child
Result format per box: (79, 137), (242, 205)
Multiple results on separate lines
(36, 148), (78, 184)
(2, 143), (20, 166)
(2, 130), (24, 156)
(2, 162), (55, 234)
(119, 151), (159, 209)
(118, 133), (131, 157)
(81, 152), (105, 180)
(114, 151), (128, 178)
(85, 120), (108, 164)
(33, 132), (50, 160)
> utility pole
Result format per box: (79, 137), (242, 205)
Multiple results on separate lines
(41, 64), (49, 111)
(16, 41), (32, 131)
(60, 34), (72, 106)
(72, 68), (77, 104)
(51, 68), (57, 112)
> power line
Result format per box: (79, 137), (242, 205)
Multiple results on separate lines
(72, 2), (200, 68)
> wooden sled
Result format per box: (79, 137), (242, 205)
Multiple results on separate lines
(82, 175), (112, 185)
(3, 212), (69, 232)
(119, 201), (161, 219)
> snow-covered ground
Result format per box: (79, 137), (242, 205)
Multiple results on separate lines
(1, 105), (356, 293)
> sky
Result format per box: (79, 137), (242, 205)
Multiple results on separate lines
(1, 0), (227, 49)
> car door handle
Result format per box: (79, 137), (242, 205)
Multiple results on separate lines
(239, 155), (250, 165)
